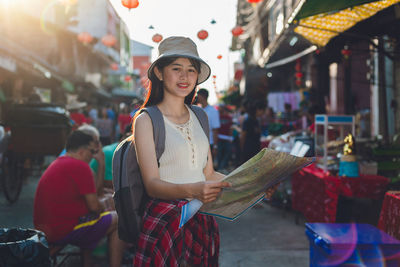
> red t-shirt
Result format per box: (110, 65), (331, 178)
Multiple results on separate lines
(118, 113), (132, 134)
(70, 112), (88, 130)
(33, 156), (96, 242)
(218, 113), (233, 136)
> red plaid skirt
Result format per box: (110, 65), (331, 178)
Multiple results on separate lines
(133, 199), (220, 267)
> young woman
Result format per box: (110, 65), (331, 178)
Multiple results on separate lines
(132, 36), (230, 266)
(132, 37), (277, 266)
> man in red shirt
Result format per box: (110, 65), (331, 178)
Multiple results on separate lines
(34, 130), (125, 267)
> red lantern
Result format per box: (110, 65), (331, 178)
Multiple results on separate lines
(152, 34), (163, 43)
(217, 55), (222, 59)
(295, 79), (302, 87)
(341, 47), (352, 59)
(101, 34), (117, 47)
(231, 26), (244, 37)
(247, 0), (262, 2)
(124, 75), (132, 82)
(121, 0), (139, 9)
(295, 72), (303, 79)
(110, 63), (119, 70)
(77, 32), (93, 45)
(212, 75), (217, 79)
(197, 30), (208, 40)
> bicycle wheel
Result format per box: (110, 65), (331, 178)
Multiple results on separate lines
(1, 151), (24, 204)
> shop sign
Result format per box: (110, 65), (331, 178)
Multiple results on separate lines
(0, 54), (17, 73)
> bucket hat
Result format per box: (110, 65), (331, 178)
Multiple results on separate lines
(147, 36), (211, 84)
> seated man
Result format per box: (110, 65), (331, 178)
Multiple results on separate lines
(33, 130), (125, 267)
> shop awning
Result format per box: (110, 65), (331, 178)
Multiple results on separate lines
(293, 0), (400, 47)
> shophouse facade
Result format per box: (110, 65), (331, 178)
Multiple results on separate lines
(234, 0), (400, 142)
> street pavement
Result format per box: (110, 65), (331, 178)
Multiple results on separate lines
(0, 170), (309, 266)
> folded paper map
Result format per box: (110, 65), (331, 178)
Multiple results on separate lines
(179, 148), (314, 227)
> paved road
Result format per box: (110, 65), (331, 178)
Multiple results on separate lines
(0, 173), (309, 266)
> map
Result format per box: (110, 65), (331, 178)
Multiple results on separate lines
(179, 148), (314, 227)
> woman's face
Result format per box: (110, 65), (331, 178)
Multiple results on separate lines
(156, 57), (198, 99)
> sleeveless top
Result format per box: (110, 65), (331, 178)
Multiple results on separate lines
(159, 106), (209, 184)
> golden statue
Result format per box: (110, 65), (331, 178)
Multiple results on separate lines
(343, 133), (354, 156)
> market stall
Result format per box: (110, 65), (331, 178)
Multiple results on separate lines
(292, 164), (389, 223)
(378, 191), (400, 240)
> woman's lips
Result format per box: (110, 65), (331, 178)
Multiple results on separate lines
(178, 83), (189, 88)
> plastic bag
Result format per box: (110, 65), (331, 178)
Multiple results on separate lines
(0, 228), (50, 267)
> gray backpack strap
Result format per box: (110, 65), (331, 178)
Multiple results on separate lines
(189, 105), (210, 141)
(140, 106), (165, 161)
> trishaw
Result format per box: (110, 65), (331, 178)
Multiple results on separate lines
(0, 103), (71, 204)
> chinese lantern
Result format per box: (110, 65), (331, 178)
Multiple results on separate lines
(124, 75), (132, 82)
(110, 63), (119, 71)
(341, 46), (352, 59)
(212, 75), (217, 79)
(197, 30), (208, 40)
(122, 0), (139, 10)
(101, 34), (117, 47)
(152, 34), (163, 43)
(78, 32), (93, 45)
(295, 72), (303, 79)
(231, 26), (244, 37)
(247, 0), (262, 3)
(295, 59), (302, 87)
(217, 55), (222, 59)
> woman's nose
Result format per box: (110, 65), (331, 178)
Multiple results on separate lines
(180, 70), (189, 79)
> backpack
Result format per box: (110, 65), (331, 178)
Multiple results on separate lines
(112, 105), (209, 244)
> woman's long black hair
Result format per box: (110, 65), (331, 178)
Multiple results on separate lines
(131, 56), (202, 134)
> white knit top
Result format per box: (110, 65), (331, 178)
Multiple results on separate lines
(159, 106), (209, 184)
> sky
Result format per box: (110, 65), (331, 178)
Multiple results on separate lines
(109, 0), (241, 104)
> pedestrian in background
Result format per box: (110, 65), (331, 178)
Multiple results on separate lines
(240, 100), (266, 163)
(132, 36), (230, 266)
(196, 88), (220, 157)
(95, 107), (114, 146)
(216, 104), (233, 172)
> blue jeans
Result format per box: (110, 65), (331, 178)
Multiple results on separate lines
(217, 140), (232, 170)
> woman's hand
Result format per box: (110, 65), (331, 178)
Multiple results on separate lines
(192, 181), (231, 203)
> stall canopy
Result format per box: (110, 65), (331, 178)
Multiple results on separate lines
(293, 0), (400, 47)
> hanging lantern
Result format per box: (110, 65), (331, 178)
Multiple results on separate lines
(231, 26), (244, 37)
(101, 34), (117, 47)
(295, 61), (301, 72)
(295, 79), (302, 87)
(152, 33), (163, 43)
(217, 55), (222, 60)
(77, 32), (93, 45)
(341, 46), (352, 59)
(124, 75), (132, 82)
(212, 75), (217, 79)
(110, 63), (119, 71)
(247, 0), (262, 3)
(121, 0), (139, 10)
(197, 30), (208, 40)
(295, 72), (303, 79)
